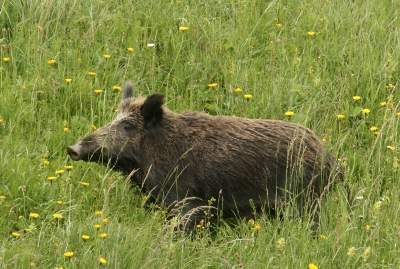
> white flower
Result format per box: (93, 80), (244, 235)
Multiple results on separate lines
(147, 43), (155, 47)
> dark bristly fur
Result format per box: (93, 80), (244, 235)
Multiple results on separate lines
(67, 81), (342, 232)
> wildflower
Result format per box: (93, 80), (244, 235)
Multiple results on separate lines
(53, 213), (63, 219)
(3, 57), (10, 62)
(208, 83), (218, 88)
(63, 127), (69, 133)
(102, 218), (109, 224)
(347, 247), (356, 258)
(244, 94), (253, 100)
(147, 43), (155, 47)
(336, 114), (345, 120)
(94, 89), (102, 94)
(0, 195), (5, 199)
(64, 251), (74, 258)
(238, 263), (244, 268)
(362, 108), (371, 115)
(81, 235), (90, 241)
(396, 112), (400, 117)
(387, 83), (395, 89)
(352, 96), (361, 101)
(88, 71), (96, 76)
(99, 233), (108, 238)
(322, 138), (327, 143)
(12, 232), (20, 237)
(369, 126), (378, 132)
(387, 146), (396, 151)
(248, 219), (255, 225)
(30, 262), (35, 267)
(55, 170), (65, 175)
(99, 257), (107, 264)
(308, 263), (318, 269)
(253, 225), (261, 231)
(365, 224), (371, 230)
(380, 101), (387, 107)
(92, 125), (97, 130)
(319, 234), (327, 240)
(43, 159), (49, 165)
(48, 59), (56, 65)
(112, 86), (122, 91)
(56, 200), (63, 205)
(285, 111), (294, 117)
(179, 26), (189, 31)
(0, 119), (3, 123)
(95, 210), (103, 216)
(47, 176), (56, 181)
(235, 88), (243, 93)
(276, 23), (283, 27)
(362, 247), (372, 262)
(29, 213), (39, 218)
(65, 165), (73, 171)
(94, 224), (101, 229)
(307, 31), (316, 37)
(127, 47), (134, 52)
(103, 54), (111, 59)
(65, 78), (72, 83)
(276, 237), (286, 250)
(81, 182), (89, 187)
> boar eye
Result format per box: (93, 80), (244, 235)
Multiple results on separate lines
(121, 122), (133, 132)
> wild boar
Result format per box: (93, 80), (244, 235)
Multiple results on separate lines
(67, 82), (341, 232)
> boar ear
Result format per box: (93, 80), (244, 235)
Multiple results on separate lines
(140, 94), (164, 128)
(122, 82), (133, 99)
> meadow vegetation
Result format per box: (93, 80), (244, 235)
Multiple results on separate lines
(0, 0), (399, 268)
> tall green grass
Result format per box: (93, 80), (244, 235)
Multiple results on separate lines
(0, 0), (399, 268)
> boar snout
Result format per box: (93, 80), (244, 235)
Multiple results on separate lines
(67, 144), (83, 161)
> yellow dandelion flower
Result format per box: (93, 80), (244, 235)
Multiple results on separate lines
(179, 26), (189, 31)
(43, 160), (50, 165)
(235, 87), (243, 93)
(0, 195), (5, 200)
(322, 138), (327, 143)
(48, 59), (56, 65)
(94, 89), (102, 94)
(396, 112), (400, 117)
(336, 114), (345, 120)
(63, 127), (69, 133)
(113, 86), (122, 91)
(244, 94), (253, 100)
(3, 57), (10, 62)
(65, 78), (72, 83)
(88, 71), (96, 76)
(81, 235), (90, 241)
(362, 108), (371, 115)
(91, 125), (97, 130)
(81, 182), (89, 187)
(103, 54), (111, 59)
(94, 224), (101, 229)
(387, 83), (395, 89)
(369, 126), (378, 132)
(47, 176), (56, 181)
(248, 219), (255, 225)
(308, 263), (318, 269)
(307, 31), (316, 37)
(0, 119), (3, 123)
(387, 146), (396, 151)
(208, 83), (218, 88)
(56, 200), (63, 205)
(64, 251), (74, 258)
(95, 210), (103, 216)
(99, 257), (107, 264)
(365, 224), (371, 230)
(352, 96), (361, 101)
(29, 213), (39, 218)
(127, 47), (134, 52)
(53, 213), (63, 219)
(276, 23), (283, 27)
(102, 218), (109, 224)
(285, 111), (294, 117)
(254, 225), (261, 231)
(65, 165), (73, 171)
(55, 170), (65, 175)
(30, 262), (35, 267)
(99, 233), (107, 238)
(12, 232), (20, 237)
(380, 101), (387, 107)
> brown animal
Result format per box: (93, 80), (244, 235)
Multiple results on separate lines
(67, 82), (341, 232)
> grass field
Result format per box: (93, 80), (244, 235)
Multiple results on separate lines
(0, 0), (399, 268)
